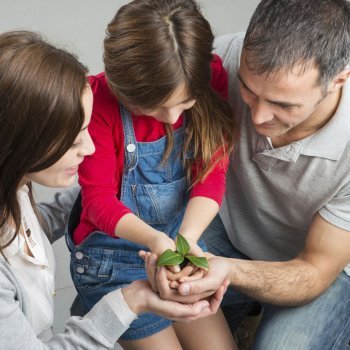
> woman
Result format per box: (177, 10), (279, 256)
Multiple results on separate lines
(0, 30), (227, 349)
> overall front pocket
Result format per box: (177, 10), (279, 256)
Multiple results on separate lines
(131, 176), (188, 225)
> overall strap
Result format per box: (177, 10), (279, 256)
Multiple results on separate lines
(120, 103), (138, 170)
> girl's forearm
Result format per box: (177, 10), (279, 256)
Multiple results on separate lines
(114, 213), (176, 255)
(179, 196), (219, 242)
(114, 213), (160, 247)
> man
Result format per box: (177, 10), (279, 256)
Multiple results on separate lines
(150, 0), (350, 348)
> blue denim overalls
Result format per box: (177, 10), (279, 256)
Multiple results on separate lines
(66, 104), (206, 340)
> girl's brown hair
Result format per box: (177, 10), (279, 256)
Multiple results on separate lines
(0, 31), (88, 258)
(104, 0), (238, 185)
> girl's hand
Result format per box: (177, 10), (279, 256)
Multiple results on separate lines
(164, 233), (206, 288)
(166, 237), (206, 289)
(139, 250), (205, 291)
(179, 234), (205, 257)
(143, 258), (223, 304)
(146, 233), (180, 273)
(147, 232), (176, 255)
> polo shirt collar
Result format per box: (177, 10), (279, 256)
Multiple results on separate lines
(256, 137), (303, 163)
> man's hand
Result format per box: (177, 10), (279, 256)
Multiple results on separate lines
(177, 255), (232, 297)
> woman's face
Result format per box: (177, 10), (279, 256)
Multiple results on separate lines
(24, 86), (95, 188)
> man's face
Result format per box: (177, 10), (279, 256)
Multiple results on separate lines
(238, 50), (326, 138)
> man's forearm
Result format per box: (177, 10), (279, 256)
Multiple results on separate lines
(229, 258), (331, 306)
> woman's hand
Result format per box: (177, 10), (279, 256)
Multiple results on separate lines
(122, 279), (229, 322)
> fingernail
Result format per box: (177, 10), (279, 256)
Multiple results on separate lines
(201, 304), (209, 311)
(181, 284), (190, 295)
(174, 266), (180, 273)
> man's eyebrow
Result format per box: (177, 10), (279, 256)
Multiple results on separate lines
(270, 100), (302, 109)
(237, 73), (254, 94)
(237, 72), (302, 108)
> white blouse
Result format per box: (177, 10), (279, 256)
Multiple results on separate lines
(4, 186), (56, 339)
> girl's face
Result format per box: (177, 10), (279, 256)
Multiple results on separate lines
(23, 86), (95, 188)
(134, 82), (196, 124)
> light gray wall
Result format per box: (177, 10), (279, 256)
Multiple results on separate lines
(0, 0), (259, 75)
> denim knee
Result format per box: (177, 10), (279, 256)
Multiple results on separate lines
(253, 273), (350, 350)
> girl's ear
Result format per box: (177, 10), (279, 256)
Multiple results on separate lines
(328, 68), (350, 92)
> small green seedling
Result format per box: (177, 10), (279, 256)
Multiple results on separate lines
(157, 233), (209, 270)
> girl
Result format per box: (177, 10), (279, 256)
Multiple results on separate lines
(0, 30), (223, 350)
(68, 0), (238, 349)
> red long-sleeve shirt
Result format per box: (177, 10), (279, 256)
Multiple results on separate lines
(74, 54), (229, 244)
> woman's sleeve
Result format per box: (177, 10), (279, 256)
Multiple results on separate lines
(37, 186), (80, 243)
(0, 265), (134, 350)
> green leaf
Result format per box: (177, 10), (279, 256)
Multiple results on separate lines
(186, 255), (210, 270)
(157, 249), (184, 267)
(176, 233), (190, 256)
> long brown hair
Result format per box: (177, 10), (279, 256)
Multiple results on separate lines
(104, 0), (238, 185)
(0, 31), (88, 258)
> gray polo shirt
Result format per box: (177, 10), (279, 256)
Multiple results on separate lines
(214, 33), (350, 275)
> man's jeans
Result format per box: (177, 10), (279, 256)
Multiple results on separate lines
(202, 215), (350, 350)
